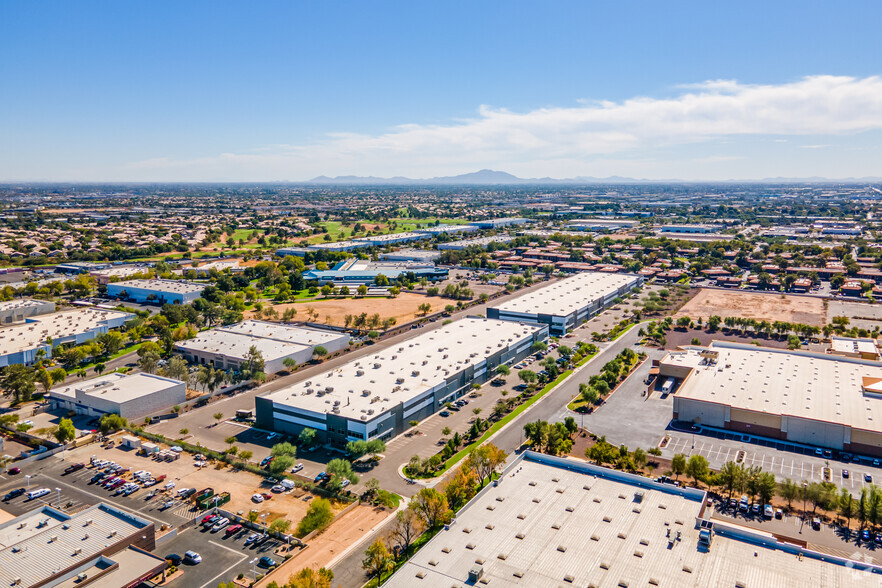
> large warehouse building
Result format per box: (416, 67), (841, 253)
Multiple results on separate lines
(384, 451), (882, 587)
(0, 502), (163, 588)
(0, 298), (55, 325)
(0, 307), (132, 367)
(488, 271), (643, 336)
(662, 341), (882, 456)
(256, 317), (547, 446)
(106, 278), (204, 304)
(48, 372), (187, 420)
(175, 320), (349, 374)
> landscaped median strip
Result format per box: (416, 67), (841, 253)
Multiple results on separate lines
(429, 362), (588, 477)
(409, 321), (645, 479)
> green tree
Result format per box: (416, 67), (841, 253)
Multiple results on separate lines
(98, 414), (127, 434)
(1, 365), (36, 403)
(412, 487), (452, 529)
(312, 346), (328, 360)
(299, 428), (317, 447)
(717, 461), (744, 499)
(327, 458), (359, 484)
(670, 453), (687, 480)
(271, 442), (297, 458)
(268, 455), (294, 475)
(495, 364), (510, 377)
(362, 538), (393, 581)
(778, 478), (801, 509)
(53, 417), (76, 444)
(297, 498), (334, 537)
(685, 454), (710, 487)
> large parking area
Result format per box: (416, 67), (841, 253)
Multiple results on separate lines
(160, 521), (286, 588)
(663, 430), (882, 492)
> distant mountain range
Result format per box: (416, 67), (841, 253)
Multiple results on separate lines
(305, 170), (882, 185)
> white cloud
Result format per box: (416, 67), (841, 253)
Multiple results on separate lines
(122, 75), (882, 180)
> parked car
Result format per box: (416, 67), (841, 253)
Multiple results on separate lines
(251, 493), (264, 503)
(866, 473), (873, 483)
(165, 554), (182, 566)
(258, 556), (277, 568)
(261, 493), (273, 500)
(843, 470), (850, 478)
(291, 464), (304, 473)
(211, 518), (230, 532)
(763, 505), (773, 519)
(775, 509), (783, 520)
(63, 463), (85, 474)
(160, 500), (175, 510)
(244, 533), (260, 545)
(341, 479), (351, 488)
(439, 410), (450, 417)
(3, 488), (25, 501)
(862, 529), (872, 542)
(225, 524), (242, 536)
(271, 485), (286, 493)
(183, 551), (202, 564)
(812, 517), (822, 530)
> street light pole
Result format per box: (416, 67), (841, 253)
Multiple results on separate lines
(25, 475), (31, 492)
(55, 488), (61, 507)
(800, 481), (808, 533)
(250, 558), (257, 580)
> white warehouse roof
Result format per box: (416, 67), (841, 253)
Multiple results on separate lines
(261, 317), (542, 421)
(493, 272), (640, 317)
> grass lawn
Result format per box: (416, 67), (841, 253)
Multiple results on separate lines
(77, 342), (144, 373)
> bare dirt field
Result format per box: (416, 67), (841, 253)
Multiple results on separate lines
(256, 504), (391, 587)
(674, 289), (825, 326)
(253, 293), (448, 327)
(826, 300), (882, 330)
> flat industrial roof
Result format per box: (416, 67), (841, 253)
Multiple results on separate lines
(0, 299), (53, 312)
(354, 232), (429, 243)
(493, 272), (641, 317)
(439, 235), (514, 249)
(669, 342), (882, 432)
(261, 318), (543, 421)
(50, 372), (182, 404)
(176, 321), (347, 363)
(0, 308), (132, 355)
(0, 503), (151, 588)
(109, 278), (204, 294)
(830, 336), (879, 356)
(384, 453), (880, 587)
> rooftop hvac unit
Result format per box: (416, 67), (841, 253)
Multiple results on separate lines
(367, 409), (374, 415)
(374, 363), (381, 369)
(356, 370), (364, 376)
(73, 548), (82, 555)
(412, 370), (420, 377)
(396, 377), (405, 384)
(362, 390), (371, 396)
(325, 386), (334, 393)
(306, 388), (314, 394)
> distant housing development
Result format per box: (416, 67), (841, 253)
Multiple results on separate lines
(0, 307), (132, 367)
(175, 320), (349, 374)
(106, 278), (204, 304)
(661, 341), (882, 456)
(48, 372), (186, 420)
(256, 317), (547, 446)
(488, 271), (643, 336)
(384, 451), (882, 587)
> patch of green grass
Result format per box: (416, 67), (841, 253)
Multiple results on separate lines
(78, 342), (144, 372)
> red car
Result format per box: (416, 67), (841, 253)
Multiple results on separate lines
(7, 468), (20, 475)
(261, 493), (273, 500)
(225, 524), (242, 535)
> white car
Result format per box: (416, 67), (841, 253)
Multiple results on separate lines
(164, 482), (176, 490)
(22, 420), (34, 427)
(170, 446), (183, 453)
(176, 487), (191, 496)
(211, 518), (230, 532)
(271, 484), (286, 493)
(251, 493), (264, 503)
(291, 464), (304, 473)
(194, 461), (206, 468)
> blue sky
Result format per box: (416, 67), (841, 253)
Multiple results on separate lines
(2, 1), (882, 181)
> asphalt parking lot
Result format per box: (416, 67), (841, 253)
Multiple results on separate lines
(0, 456), (199, 528)
(161, 521), (285, 588)
(663, 431), (882, 493)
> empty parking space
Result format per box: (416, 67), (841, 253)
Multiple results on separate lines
(663, 433), (882, 491)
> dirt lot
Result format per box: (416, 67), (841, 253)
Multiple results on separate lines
(661, 327), (827, 352)
(256, 504), (391, 587)
(826, 300), (882, 330)
(251, 293), (449, 328)
(61, 438), (338, 527)
(675, 289), (825, 326)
